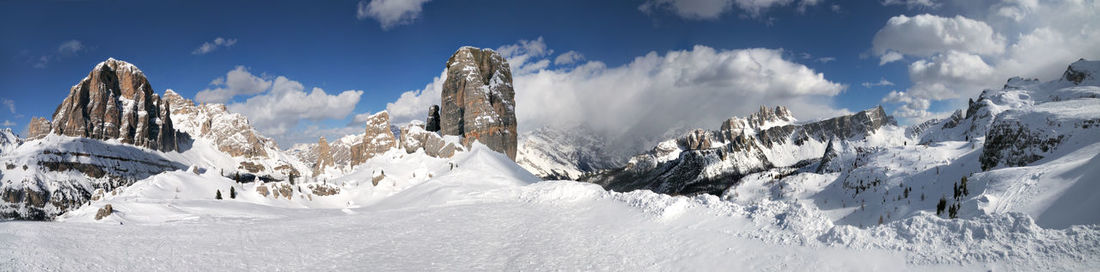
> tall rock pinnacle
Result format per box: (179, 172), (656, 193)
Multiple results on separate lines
(439, 47), (518, 160)
(49, 58), (179, 152)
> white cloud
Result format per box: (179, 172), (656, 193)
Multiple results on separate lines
(1, 120), (14, 127)
(881, 90), (932, 119)
(385, 70), (446, 125)
(861, 78), (895, 88)
(554, 51), (585, 65)
(192, 66), (363, 146)
(877, 0), (1100, 122)
(638, 0), (822, 19)
(879, 51), (903, 65)
(356, 0), (431, 30)
(192, 37), (237, 55)
(872, 14), (1005, 57)
(816, 57), (836, 63)
(57, 40), (83, 54)
(227, 76), (363, 137)
(497, 36), (553, 74)
(387, 38), (848, 154)
(30, 40), (84, 68)
(1, 98), (14, 114)
(881, 0), (939, 9)
(195, 66), (274, 104)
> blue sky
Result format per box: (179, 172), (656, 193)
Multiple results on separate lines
(1, 0), (1096, 148)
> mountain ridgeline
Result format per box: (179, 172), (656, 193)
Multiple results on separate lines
(583, 105), (896, 196)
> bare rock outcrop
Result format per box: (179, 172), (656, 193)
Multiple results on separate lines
(312, 137), (335, 176)
(351, 111), (397, 166)
(49, 58), (179, 151)
(399, 122), (463, 158)
(440, 47), (518, 160)
(25, 117), (51, 140)
(426, 105), (441, 132)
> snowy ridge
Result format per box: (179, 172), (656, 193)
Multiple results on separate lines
(163, 90), (309, 179)
(516, 126), (627, 180)
(586, 105), (896, 195)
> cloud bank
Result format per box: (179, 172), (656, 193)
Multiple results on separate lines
(387, 38), (848, 154)
(196, 67), (363, 146)
(874, 0), (1100, 121)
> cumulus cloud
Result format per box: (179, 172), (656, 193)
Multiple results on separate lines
(876, 0), (1100, 122)
(195, 66), (274, 104)
(872, 14), (1005, 58)
(356, 0), (431, 30)
(384, 71), (446, 125)
(192, 37), (237, 55)
(195, 66), (363, 146)
(881, 90), (933, 119)
(387, 38), (848, 154)
(639, 0), (823, 19)
(226, 76), (363, 137)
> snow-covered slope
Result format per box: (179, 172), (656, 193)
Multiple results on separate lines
(3, 142), (1097, 270)
(0, 128), (20, 154)
(725, 59), (1100, 229)
(516, 126), (627, 180)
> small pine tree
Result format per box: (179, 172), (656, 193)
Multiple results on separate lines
(948, 202), (959, 219)
(216, 189), (223, 200)
(960, 176), (969, 196)
(230, 186), (237, 199)
(936, 197), (947, 215)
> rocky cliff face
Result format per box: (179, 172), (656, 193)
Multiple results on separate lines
(440, 47), (518, 160)
(585, 105), (895, 195)
(313, 137), (335, 176)
(350, 111), (397, 166)
(49, 58), (178, 151)
(974, 59), (1100, 171)
(161, 90), (302, 179)
(25, 117), (51, 140)
(426, 105), (441, 132)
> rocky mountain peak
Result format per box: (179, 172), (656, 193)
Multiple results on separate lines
(350, 111), (397, 166)
(1063, 58), (1098, 85)
(48, 58), (178, 152)
(440, 46), (518, 160)
(313, 136), (335, 176)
